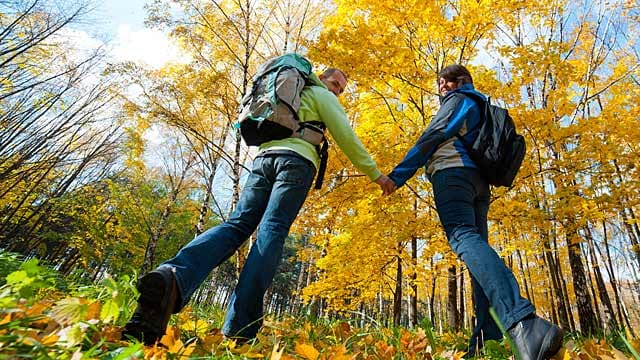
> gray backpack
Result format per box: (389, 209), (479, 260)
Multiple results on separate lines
(237, 53), (325, 147)
(237, 53), (328, 188)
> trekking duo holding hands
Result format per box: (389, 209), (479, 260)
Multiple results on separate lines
(122, 56), (563, 360)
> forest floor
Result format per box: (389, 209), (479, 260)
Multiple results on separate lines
(1, 256), (639, 359)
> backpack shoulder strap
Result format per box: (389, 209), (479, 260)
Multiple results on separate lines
(456, 90), (489, 107)
(453, 91), (488, 144)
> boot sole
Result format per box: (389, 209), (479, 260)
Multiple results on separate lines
(537, 327), (565, 360)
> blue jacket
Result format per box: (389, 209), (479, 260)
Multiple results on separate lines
(388, 84), (486, 187)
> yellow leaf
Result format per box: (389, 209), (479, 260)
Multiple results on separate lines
(179, 319), (208, 336)
(85, 301), (101, 320)
(41, 333), (59, 346)
(25, 302), (50, 317)
(329, 355), (353, 360)
(295, 342), (320, 360)
(230, 342), (252, 354)
(50, 298), (87, 326)
(225, 338), (237, 350)
(160, 326), (181, 348)
(375, 340), (396, 360)
(243, 352), (264, 358)
(327, 345), (353, 360)
(0, 313), (12, 326)
(175, 341), (196, 358)
(97, 325), (122, 342)
(450, 350), (467, 360)
(333, 322), (352, 341)
(554, 345), (572, 360)
(304, 321), (312, 333)
(200, 330), (224, 351)
(363, 334), (375, 345)
(57, 324), (85, 348)
(144, 345), (167, 359)
(100, 299), (120, 323)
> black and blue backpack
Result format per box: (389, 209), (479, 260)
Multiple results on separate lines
(456, 93), (526, 187)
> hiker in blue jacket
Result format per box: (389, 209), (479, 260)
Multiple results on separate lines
(385, 64), (563, 360)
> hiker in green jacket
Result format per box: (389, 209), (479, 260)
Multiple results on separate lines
(122, 66), (395, 345)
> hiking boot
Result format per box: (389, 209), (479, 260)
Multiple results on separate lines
(507, 315), (564, 360)
(122, 267), (179, 345)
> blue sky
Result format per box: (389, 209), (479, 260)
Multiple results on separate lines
(66, 0), (186, 69)
(90, 0), (147, 37)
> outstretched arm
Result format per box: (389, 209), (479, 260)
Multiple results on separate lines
(314, 89), (382, 181)
(388, 94), (468, 188)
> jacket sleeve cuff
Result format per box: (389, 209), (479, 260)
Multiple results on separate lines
(367, 169), (382, 182)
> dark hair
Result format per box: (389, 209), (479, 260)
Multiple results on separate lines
(322, 68), (348, 81)
(439, 64), (473, 85)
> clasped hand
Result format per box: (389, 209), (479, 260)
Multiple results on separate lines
(374, 175), (397, 196)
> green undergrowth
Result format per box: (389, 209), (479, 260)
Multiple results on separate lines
(0, 250), (638, 359)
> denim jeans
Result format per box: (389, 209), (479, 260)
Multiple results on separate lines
(159, 150), (315, 339)
(430, 167), (534, 352)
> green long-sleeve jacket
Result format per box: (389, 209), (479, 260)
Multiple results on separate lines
(259, 73), (382, 182)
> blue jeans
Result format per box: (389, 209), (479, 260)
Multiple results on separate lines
(430, 167), (534, 352)
(159, 150), (315, 339)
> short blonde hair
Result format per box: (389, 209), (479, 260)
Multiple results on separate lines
(321, 68), (348, 81)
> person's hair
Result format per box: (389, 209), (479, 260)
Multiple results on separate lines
(321, 68), (348, 81)
(439, 64), (473, 85)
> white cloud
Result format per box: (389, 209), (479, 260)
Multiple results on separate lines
(111, 25), (190, 69)
(56, 23), (190, 71)
(56, 28), (106, 55)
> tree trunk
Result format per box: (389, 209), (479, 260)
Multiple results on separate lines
(613, 161), (640, 269)
(232, 123), (244, 279)
(585, 226), (618, 331)
(516, 249), (532, 304)
(447, 265), (460, 330)
(393, 254), (402, 326)
(59, 248), (80, 275)
(195, 171), (216, 236)
(141, 199), (172, 274)
(292, 256), (308, 314)
(459, 265), (465, 329)
(566, 233), (598, 334)
(553, 228), (576, 331)
(410, 236), (418, 327)
(584, 242), (603, 329)
(535, 183), (570, 328)
(429, 258), (437, 328)
(598, 221), (633, 335)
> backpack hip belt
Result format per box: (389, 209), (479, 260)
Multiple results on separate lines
(293, 121), (325, 146)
